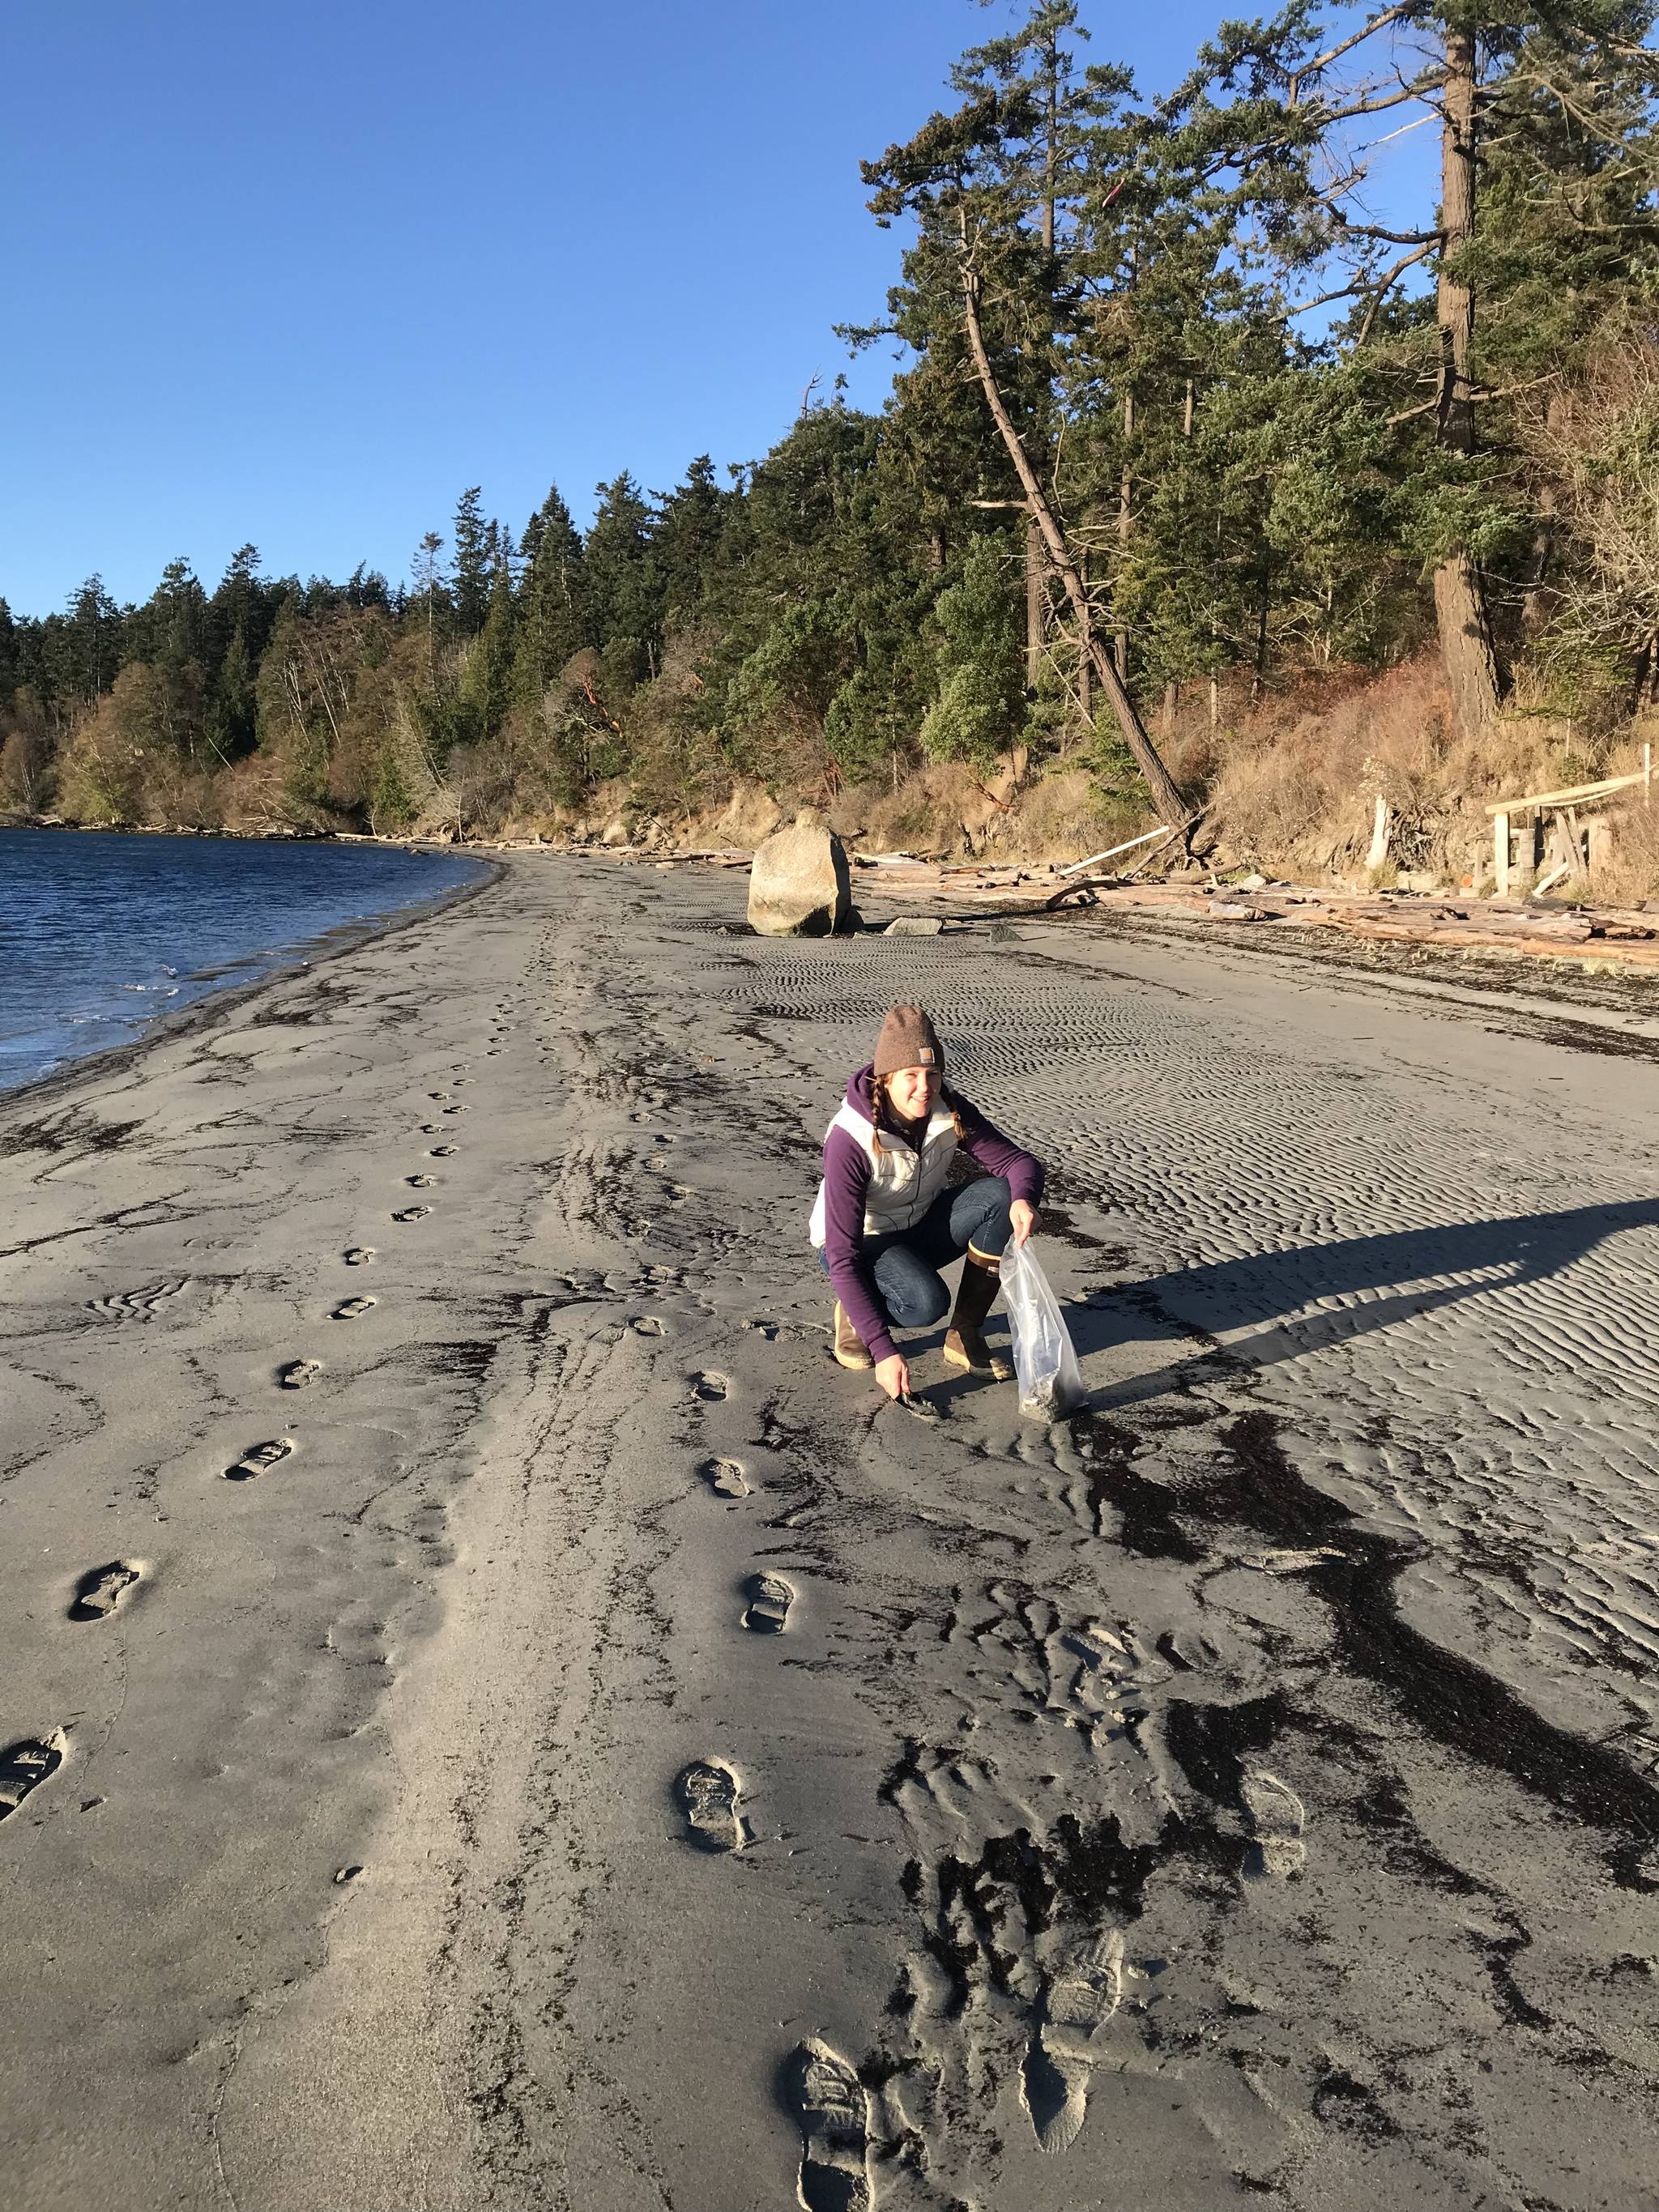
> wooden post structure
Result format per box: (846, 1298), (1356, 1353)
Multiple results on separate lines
(1367, 794), (1391, 872)
(1493, 811), (1510, 898)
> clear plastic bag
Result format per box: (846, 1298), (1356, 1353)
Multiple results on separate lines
(1000, 1238), (1085, 1419)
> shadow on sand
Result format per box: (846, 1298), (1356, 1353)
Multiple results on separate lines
(1059, 1195), (1659, 1406)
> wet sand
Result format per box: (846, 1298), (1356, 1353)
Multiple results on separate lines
(2, 854), (1657, 2210)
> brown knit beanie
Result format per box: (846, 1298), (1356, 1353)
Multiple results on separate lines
(873, 1004), (945, 1078)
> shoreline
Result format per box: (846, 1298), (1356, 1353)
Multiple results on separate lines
(12, 803), (1659, 990)
(0, 842), (501, 1119)
(7, 830), (1654, 1150)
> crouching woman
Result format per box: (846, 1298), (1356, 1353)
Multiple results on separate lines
(809, 1004), (1044, 1400)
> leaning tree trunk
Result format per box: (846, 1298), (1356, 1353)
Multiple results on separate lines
(961, 266), (1188, 825)
(1116, 387), (1133, 679)
(1433, 23), (1502, 738)
(1024, 514), (1046, 688)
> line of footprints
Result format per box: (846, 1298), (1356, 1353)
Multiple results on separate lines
(228, 1051), (481, 1477)
(3, 1030), (508, 1832)
(676, 1371), (867, 2212)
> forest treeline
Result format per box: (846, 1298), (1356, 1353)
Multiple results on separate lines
(4, 0), (1657, 856)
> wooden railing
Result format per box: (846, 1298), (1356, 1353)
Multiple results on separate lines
(1486, 745), (1653, 897)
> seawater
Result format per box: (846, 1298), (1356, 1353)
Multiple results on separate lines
(0, 828), (489, 1095)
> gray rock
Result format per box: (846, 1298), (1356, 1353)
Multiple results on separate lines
(885, 915), (944, 936)
(748, 816), (852, 936)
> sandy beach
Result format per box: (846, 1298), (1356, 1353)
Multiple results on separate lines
(3, 851), (1657, 2211)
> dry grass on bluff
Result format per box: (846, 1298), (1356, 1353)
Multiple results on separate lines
(1188, 654), (1657, 899)
(139, 641), (1653, 902)
(713, 654), (1658, 899)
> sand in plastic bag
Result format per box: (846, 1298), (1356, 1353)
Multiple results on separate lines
(1000, 1238), (1085, 1418)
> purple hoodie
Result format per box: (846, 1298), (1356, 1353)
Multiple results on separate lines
(821, 1064), (1044, 1364)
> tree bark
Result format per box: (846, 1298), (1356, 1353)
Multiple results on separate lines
(1041, 23), (1057, 257)
(1434, 556), (1503, 741)
(1025, 514), (1045, 689)
(960, 264), (1187, 823)
(1116, 386), (1133, 679)
(1432, 23), (1502, 736)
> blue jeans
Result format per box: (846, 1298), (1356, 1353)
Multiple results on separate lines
(824, 1177), (1013, 1332)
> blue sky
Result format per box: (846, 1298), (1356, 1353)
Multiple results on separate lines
(2, 1), (1430, 616)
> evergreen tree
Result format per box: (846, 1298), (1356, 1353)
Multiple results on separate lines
(61, 576), (122, 705)
(412, 531), (448, 693)
(653, 455), (729, 630)
(1161, 0), (1659, 731)
(452, 486), (491, 636)
(211, 625), (258, 760)
(514, 484), (585, 697)
(920, 535), (1027, 763)
(582, 473), (663, 689)
(458, 556), (518, 745)
(860, 13), (1190, 818)
(345, 563), (392, 611)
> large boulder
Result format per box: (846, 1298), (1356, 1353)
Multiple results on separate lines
(748, 813), (852, 936)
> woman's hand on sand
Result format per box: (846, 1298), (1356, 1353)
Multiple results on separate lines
(1009, 1200), (1038, 1247)
(876, 1353), (911, 1400)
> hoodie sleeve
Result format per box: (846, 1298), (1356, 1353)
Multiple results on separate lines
(953, 1093), (1045, 1208)
(821, 1123), (898, 1366)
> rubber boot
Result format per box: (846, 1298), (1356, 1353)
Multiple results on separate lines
(943, 1247), (1012, 1379)
(833, 1302), (873, 1370)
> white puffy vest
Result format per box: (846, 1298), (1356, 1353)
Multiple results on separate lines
(809, 1097), (960, 1247)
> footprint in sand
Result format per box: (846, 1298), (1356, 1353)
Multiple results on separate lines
(429, 1091), (451, 1102)
(631, 1315), (665, 1336)
(429, 1144), (457, 1157)
(279, 1358), (323, 1390)
(226, 1438), (294, 1481)
(87, 1278), (190, 1321)
(344, 1247), (375, 1267)
(443, 1103), (468, 1115)
(675, 1758), (746, 1853)
(68, 1562), (139, 1622)
(1240, 1769), (1307, 1878)
(702, 1459), (750, 1498)
(1022, 1930), (1124, 2154)
(406, 1174), (437, 1188)
(789, 2038), (872, 2212)
(392, 1205), (431, 1223)
(0, 1733), (66, 1822)
(419, 1123), (441, 1135)
(453, 1077), (474, 1087)
(693, 1372), (729, 1403)
(741, 1573), (794, 1634)
(332, 1296), (376, 1320)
